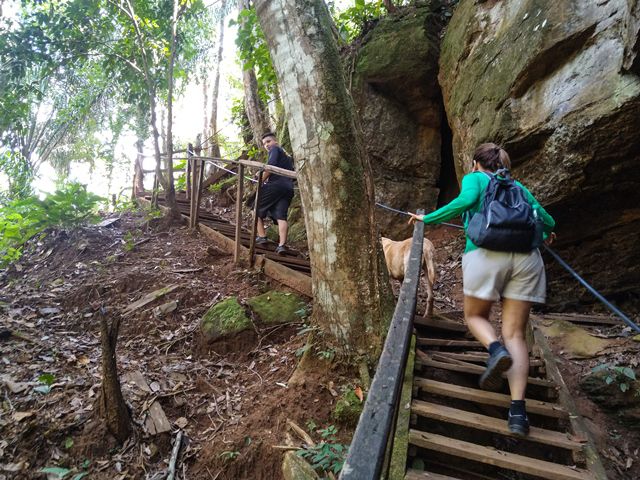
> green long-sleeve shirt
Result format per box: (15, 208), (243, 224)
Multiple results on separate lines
(422, 171), (555, 253)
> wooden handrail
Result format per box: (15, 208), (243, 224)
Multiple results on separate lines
(340, 210), (425, 480)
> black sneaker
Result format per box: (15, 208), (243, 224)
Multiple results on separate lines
(275, 244), (286, 255)
(508, 411), (530, 437)
(479, 345), (512, 391)
(255, 236), (268, 245)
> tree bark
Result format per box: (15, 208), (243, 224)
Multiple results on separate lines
(240, 0), (271, 148)
(132, 138), (145, 197)
(254, 0), (394, 359)
(209, 1), (226, 159)
(96, 312), (131, 443)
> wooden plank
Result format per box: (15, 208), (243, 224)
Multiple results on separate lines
(255, 255), (312, 298)
(417, 338), (483, 348)
(413, 315), (467, 332)
(409, 430), (594, 480)
(123, 285), (179, 315)
(533, 324), (608, 479)
(389, 335), (417, 480)
(341, 211), (425, 480)
(414, 378), (567, 419)
(234, 163), (244, 265)
(405, 470), (463, 480)
(539, 312), (619, 326)
(434, 351), (544, 367)
(415, 353), (554, 388)
(411, 400), (584, 451)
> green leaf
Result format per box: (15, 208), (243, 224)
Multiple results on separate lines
(38, 373), (56, 386)
(72, 473), (89, 480)
(64, 437), (74, 449)
(39, 467), (72, 479)
(34, 385), (52, 394)
(622, 368), (636, 380)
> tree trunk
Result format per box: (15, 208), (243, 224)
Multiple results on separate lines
(161, 0), (184, 221)
(96, 312), (131, 443)
(240, 1), (270, 148)
(202, 77), (208, 150)
(133, 138), (145, 197)
(209, 1), (226, 159)
(254, 0), (394, 359)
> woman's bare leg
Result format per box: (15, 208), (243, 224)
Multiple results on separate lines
(501, 298), (532, 401)
(463, 295), (497, 348)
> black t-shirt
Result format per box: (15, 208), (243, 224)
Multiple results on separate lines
(266, 146), (294, 190)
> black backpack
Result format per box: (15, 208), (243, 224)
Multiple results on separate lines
(466, 169), (543, 252)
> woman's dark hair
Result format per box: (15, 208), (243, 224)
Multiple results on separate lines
(472, 143), (511, 172)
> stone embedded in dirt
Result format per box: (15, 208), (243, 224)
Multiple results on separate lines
(281, 451), (320, 480)
(580, 370), (640, 428)
(200, 297), (252, 341)
(246, 291), (307, 325)
(538, 319), (614, 358)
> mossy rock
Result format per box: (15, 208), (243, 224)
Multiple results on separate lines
(200, 297), (252, 341)
(333, 389), (364, 427)
(282, 451), (319, 480)
(580, 370), (640, 428)
(246, 290), (307, 325)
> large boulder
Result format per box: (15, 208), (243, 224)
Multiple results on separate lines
(439, 0), (640, 308)
(350, 5), (447, 237)
(246, 290), (307, 325)
(200, 297), (252, 341)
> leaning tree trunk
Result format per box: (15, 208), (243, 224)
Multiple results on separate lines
(209, 0), (226, 159)
(133, 138), (145, 197)
(239, 1), (271, 149)
(255, 0), (395, 358)
(96, 312), (131, 443)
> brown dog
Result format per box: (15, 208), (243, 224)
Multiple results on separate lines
(381, 236), (436, 318)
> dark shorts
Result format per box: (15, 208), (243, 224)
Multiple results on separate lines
(257, 183), (294, 221)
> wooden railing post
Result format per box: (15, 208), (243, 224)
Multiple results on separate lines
(234, 164), (245, 264)
(193, 142), (204, 230)
(188, 143), (196, 229)
(249, 171), (263, 267)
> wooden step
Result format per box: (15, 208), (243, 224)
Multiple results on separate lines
(413, 315), (468, 333)
(414, 378), (567, 419)
(405, 469), (462, 480)
(417, 337), (483, 348)
(433, 351), (544, 367)
(416, 354), (554, 388)
(409, 430), (594, 480)
(411, 400), (583, 451)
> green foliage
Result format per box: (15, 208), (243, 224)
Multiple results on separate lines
(219, 450), (240, 462)
(231, 7), (278, 104)
(592, 363), (638, 393)
(34, 373), (56, 394)
(39, 466), (88, 480)
(208, 176), (237, 193)
(297, 425), (348, 476)
(0, 151), (33, 202)
(0, 182), (104, 266)
(330, 0), (386, 42)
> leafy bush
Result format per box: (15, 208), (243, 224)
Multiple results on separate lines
(297, 425), (348, 476)
(0, 182), (104, 266)
(332, 0), (385, 42)
(592, 363), (637, 393)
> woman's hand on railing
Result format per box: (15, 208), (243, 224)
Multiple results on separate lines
(407, 212), (424, 225)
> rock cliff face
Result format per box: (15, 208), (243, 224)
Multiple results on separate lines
(439, 0), (640, 309)
(350, 6), (449, 237)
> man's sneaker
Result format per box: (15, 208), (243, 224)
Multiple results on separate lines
(255, 236), (268, 245)
(479, 345), (512, 391)
(275, 244), (286, 255)
(508, 411), (530, 437)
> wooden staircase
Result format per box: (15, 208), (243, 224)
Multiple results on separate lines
(402, 311), (607, 480)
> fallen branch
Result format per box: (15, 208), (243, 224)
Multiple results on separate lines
(123, 285), (179, 315)
(287, 419), (315, 447)
(166, 429), (183, 480)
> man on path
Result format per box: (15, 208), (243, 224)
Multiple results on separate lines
(255, 132), (295, 255)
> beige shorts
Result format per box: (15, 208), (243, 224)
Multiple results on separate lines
(462, 248), (547, 303)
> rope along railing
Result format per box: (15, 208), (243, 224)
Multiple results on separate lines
(375, 203), (640, 333)
(340, 209), (425, 480)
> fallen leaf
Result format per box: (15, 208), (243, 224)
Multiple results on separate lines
(354, 386), (364, 402)
(175, 417), (188, 429)
(12, 411), (35, 422)
(1, 461), (27, 472)
(76, 356), (90, 366)
(1, 375), (29, 394)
